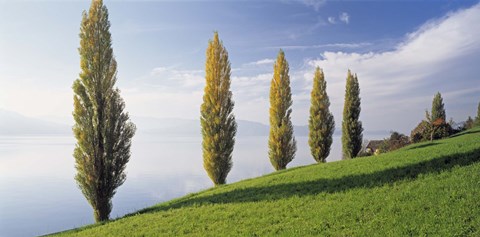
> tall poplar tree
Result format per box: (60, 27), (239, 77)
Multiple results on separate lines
(431, 92), (446, 121)
(269, 49), (296, 170)
(342, 70), (363, 159)
(73, 0), (135, 222)
(200, 32), (237, 186)
(308, 67), (335, 163)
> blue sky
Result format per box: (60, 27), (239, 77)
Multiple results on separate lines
(1, 0), (479, 133)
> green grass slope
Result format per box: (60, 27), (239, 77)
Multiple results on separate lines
(53, 128), (480, 236)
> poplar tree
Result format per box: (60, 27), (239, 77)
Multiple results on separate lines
(73, 0), (135, 222)
(200, 32), (237, 186)
(431, 92), (446, 121)
(342, 70), (363, 159)
(269, 49), (296, 170)
(308, 67), (335, 163)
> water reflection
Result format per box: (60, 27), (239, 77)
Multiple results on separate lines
(0, 133), (384, 236)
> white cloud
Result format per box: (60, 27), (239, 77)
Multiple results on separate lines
(298, 0), (326, 11)
(232, 73), (272, 98)
(244, 58), (275, 66)
(122, 88), (204, 119)
(301, 3), (480, 132)
(339, 12), (350, 24)
(147, 67), (204, 89)
(233, 73), (272, 87)
(127, 70), (274, 123)
(116, 66), (206, 119)
(270, 42), (371, 50)
(327, 17), (336, 24)
(150, 66), (171, 74)
(328, 12), (349, 25)
(231, 73), (272, 123)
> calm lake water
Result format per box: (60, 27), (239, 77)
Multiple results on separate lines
(0, 133), (386, 236)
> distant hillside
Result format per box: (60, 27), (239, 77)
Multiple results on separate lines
(133, 116), (329, 137)
(51, 128), (480, 236)
(0, 109), (70, 135)
(134, 116), (273, 136)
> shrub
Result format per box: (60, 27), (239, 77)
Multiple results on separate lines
(411, 120), (430, 143)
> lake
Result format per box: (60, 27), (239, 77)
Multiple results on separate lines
(0, 133), (386, 236)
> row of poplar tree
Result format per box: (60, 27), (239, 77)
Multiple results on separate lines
(72, 0), (363, 223)
(201, 32), (364, 186)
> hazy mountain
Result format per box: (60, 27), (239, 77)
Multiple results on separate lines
(0, 109), (70, 135)
(133, 116), (313, 137)
(133, 116), (272, 137)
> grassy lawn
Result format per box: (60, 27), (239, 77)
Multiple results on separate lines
(52, 128), (480, 236)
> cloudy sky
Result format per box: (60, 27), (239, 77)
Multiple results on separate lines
(1, 0), (479, 134)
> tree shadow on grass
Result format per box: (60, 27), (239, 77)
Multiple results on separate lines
(407, 142), (439, 150)
(133, 148), (480, 215)
(450, 129), (480, 138)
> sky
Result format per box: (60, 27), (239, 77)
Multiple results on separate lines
(1, 0), (479, 134)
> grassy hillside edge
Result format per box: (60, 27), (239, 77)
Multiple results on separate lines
(51, 128), (480, 236)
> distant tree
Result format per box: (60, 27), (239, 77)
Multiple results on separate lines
(73, 0), (136, 222)
(379, 131), (410, 152)
(431, 92), (446, 121)
(424, 92), (451, 140)
(200, 32), (237, 186)
(342, 70), (363, 159)
(411, 94), (452, 143)
(308, 67), (335, 163)
(269, 49), (296, 170)
(475, 102), (480, 126)
(465, 116), (475, 129)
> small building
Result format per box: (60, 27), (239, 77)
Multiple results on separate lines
(366, 140), (384, 154)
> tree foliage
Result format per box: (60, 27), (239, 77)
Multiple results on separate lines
(431, 92), (446, 121)
(269, 50), (296, 170)
(465, 116), (475, 129)
(411, 110), (451, 143)
(410, 120), (430, 143)
(308, 67), (335, 163)
(73, 0), (135, 222)
(429, 93), (451, 140)
(378, 131), (410, 153)
(200, 32), (237, 186)
(342, 70), (363, 159)
(411, 94), (453, 143)
(425, 110), (445, 142)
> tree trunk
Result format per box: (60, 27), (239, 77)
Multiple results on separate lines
(93, 199), (110, 222)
